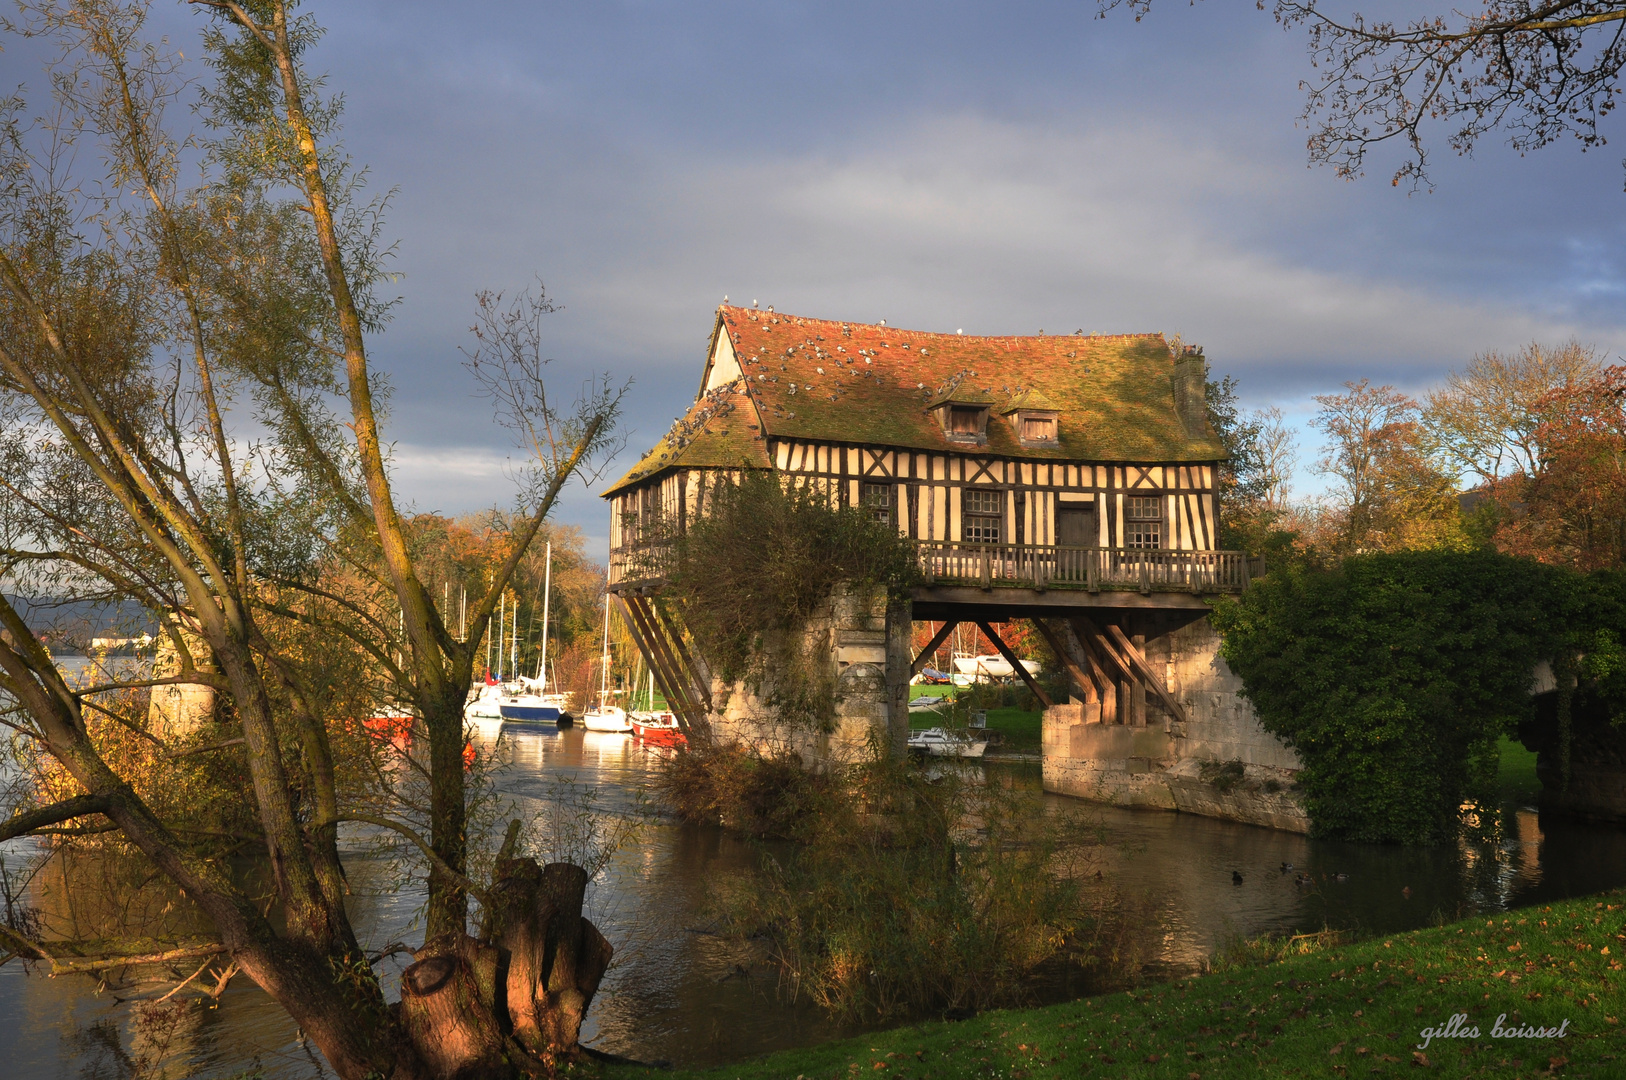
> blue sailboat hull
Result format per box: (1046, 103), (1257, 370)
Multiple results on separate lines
(499, 703), (561, 724)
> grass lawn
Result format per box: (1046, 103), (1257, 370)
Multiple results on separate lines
(598, 888), (1625, 1079)
(981, 706), (1041, 751)
(906, 685), (1043, 752)
(1498, 735), (1542, 806)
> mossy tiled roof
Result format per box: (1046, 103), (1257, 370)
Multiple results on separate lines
(603, 306), (1223, 497)
(602, 380), (770, 496)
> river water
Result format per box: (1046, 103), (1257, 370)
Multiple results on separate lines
(4, 724), (1625, 1078)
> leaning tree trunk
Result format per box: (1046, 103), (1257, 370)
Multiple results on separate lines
(398, 859), (613, 1079)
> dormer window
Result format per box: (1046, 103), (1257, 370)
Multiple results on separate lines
(949, 406), (984, 436)
(1000, 390), (1061, 447)
(929, 402), (989, 444)
(1018, 412), (1058, 444)
(925, 381), (996, 444)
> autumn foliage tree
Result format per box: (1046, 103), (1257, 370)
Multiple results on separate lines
(1310, 380), (1464, 554)
(1497, 365), (1626, 570)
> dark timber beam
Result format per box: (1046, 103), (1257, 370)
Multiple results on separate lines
(614, 595), (686, 724)
(1066, 616), (1126, 724)
(1031, 618), (1098, 704)
(1105, 622), (1189, 725)
(617, 595), (699, 735)
(974, 619), (1054, 709)
(652, 600), (712, 711)
(911, 620), (959, 674)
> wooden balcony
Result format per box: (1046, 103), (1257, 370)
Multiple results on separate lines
(917, 542), (1256, 594)
(610, 539), (1258, 595)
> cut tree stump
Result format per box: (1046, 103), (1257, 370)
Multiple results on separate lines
(484, 857), (614, 1059)
(398, 935), (509, 1080)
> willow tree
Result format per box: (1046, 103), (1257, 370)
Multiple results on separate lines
(0, 2), (622, 1076)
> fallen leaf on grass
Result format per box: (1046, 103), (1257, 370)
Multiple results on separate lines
(1330, 1043), (1345, 1056)
(1413, 1051), (1431, 1066)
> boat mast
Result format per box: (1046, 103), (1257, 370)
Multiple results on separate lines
(497, 590), (505, 682)
(510, 593), (518, 683)
(537, 542), (552, 685)
(598, 592), (611, 711)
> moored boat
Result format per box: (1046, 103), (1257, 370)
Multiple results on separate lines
(583, 704), (632, 732)
(498, 676), (573, 726)
(907, 727), (989, 758)
(630, 710), (685, 746)
(579, 592), (633, 734)
(464, 678), (505, 724)
(950, 654), (1043, 684)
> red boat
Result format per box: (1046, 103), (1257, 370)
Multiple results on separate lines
(630, 711), (686, 747)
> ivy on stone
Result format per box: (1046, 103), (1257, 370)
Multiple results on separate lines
(1210, 550), (1573, 844)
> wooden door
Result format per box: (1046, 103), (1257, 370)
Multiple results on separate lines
(1057, 504), (1096, 547)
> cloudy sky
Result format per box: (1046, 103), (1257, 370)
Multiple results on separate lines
(16, 1), (1626, 556)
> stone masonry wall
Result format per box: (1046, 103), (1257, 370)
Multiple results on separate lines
(1043, 614), (1310, 832)
(706, 585), (899, 765)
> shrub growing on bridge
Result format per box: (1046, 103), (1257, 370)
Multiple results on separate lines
(664, 471), (921, 731)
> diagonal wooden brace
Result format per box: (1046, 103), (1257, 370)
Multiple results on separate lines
(1101, 621), (1188, 725)
(974, 619), (1053, 709)
(911, 620), (959, 674)
(1031, 618), (1097, 704)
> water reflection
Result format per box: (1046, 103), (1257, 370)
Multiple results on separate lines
(5, 731), (1626, 1077)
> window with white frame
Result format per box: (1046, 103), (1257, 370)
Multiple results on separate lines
(863, 482), (892, 527)
(1124, 496), (1162, 549)
(963, 488), (1003, 543)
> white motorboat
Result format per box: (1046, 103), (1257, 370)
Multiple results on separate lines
(907, 727), (990, 758)
(908, 694), (950, 713)
(951, 654), (1043, 679)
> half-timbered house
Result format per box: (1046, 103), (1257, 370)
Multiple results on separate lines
(604, 305), (1306, 830)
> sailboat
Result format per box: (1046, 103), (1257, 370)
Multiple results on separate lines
(629, 666), (684, 745)
(464, 588), (509, 726)
(582, 593), (631, 733)
(497, 543), (576, 728)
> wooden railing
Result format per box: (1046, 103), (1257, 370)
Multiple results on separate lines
(611, 538), (1258, 594)
(916, 542), (1256, 594)
(609, 540), (673, 588)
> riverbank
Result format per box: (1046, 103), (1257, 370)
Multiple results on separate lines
(599, 887), (1624, 1078)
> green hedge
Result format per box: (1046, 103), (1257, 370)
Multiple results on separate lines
(1210, 550), (1626, 844)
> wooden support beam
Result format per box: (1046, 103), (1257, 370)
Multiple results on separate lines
(1066, 617), (1122, 724)
(1067, 621), (1116, 718)
(617, 595), (699, 735)
(1079, 614), (1196, 725)
(1031, 619), (1097, 704)
(615, 596), (688, 725)
(911, 620), (959, 675)
(630, 596), (703, 730)
(974, 619), (1053, 709)
(1104, 621), (1189, 725)
(653, 600), (712, 711)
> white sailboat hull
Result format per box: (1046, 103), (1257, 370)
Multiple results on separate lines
(950, 654), (1042, 682)
(582, 706), (631, 733)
